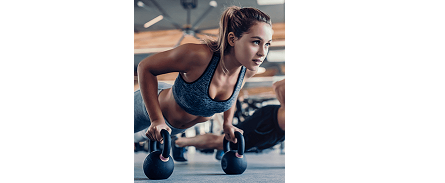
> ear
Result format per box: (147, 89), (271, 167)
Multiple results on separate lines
(227, 32), (236, 46)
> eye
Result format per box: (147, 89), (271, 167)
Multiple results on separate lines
(265, 43), (271, 47)
(253, 40), (260, 45)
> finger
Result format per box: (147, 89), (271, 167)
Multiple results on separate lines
(228, 132), (236, 144)
(151, 126), (158, 142)
(152, 129), (158, 141)
(146, 130), (153, 141)
(158, 130), (164, 143)
(225, 133), (231, 142)
(147, 133), (152, 141)
(155, 129), (161, 142)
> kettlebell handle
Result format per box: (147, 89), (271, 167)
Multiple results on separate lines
(223, 131), (245, 156)
(148, 129), (171, 159)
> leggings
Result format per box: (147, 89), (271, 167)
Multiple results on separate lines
(230, 105), (285, 151)
(134, 82), (186, 142)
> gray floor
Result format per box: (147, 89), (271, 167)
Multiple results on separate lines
(134, 148), (285, 182)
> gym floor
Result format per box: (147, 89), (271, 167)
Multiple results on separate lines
(134, 148), (285, 182)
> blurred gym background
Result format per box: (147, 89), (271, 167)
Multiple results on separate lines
(134, 0), (285, 154)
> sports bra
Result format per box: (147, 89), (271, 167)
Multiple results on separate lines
(172, 52), (246, 117)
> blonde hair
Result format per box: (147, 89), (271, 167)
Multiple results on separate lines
(204, 6), (271, 74)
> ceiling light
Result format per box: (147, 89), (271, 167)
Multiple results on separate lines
(144, 15), (164, 28)
(257, 0), (285, 5)
(209, 1), (217, 7)
(137, 1), (144, 7)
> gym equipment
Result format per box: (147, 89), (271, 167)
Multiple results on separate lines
(137, 0), (218, 47)
(221, 131), (247, 174)
(142, 129), (174, 180)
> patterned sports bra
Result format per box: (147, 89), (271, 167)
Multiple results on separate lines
(172, 52), (246, 117)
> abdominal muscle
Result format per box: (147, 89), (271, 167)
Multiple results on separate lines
(158, 88), (211, 129)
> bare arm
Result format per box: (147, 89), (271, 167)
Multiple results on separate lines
(272, 79), (285, 108)
(222, 100), (243, 144)
(137, 44), (211, 142)
(223, 69), (257, 143)
(272, 79), (285, 131)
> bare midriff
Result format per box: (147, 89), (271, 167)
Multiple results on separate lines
(158, 88), (212, 129)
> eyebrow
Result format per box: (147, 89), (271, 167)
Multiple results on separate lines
(251, 36), (272, 42)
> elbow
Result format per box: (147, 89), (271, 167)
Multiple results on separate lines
(137, 58), (154, 77)
(137, 60), (146, 75)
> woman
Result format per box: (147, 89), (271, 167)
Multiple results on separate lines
(134, 6), (274, 145)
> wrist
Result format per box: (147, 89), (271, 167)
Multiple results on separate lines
(223, 123), (233, 129)
(151, 119), (166, 125)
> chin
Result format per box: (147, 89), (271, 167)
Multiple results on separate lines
(246, 66), (259, 72)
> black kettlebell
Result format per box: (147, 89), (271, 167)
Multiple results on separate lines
(221, 131), (247, 174)
(142, 129), (174, 180)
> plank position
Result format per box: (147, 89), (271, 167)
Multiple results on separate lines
(134, 6), (274, 146)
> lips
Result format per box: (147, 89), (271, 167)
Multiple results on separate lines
(252, 59), (262, 65)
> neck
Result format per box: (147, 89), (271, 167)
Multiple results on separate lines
(221, 52), (242, 75)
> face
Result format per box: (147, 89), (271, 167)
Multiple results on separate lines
(230, 22), (273, 71)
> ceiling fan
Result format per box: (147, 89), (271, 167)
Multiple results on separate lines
(137, 0), (219, 47)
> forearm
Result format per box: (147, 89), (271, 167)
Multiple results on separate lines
(223, 102), (237, 126)
(273, 79), (285, 131)
(137, 63), (165, 123)
(222, 102), (244, 143)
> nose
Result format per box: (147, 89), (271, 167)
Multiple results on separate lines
(257, 46), (266, 57)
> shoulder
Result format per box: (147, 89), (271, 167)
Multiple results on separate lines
(272, 79), (285, 90)
(171, 43), (213, 65)
(139, 43), (214, 75)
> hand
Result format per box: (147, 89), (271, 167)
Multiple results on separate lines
(273, 79), (285, 107)
(223, 124), (244, 144)
(145, 120), (171, 144)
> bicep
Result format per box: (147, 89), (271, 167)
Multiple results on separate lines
(138, 44), (198, 76)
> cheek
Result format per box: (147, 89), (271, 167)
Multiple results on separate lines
(241, 45), (256, 57)
(234, 42), (256, 62)
(235, 44), (248, 57)
(239, 47), (255, 61)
